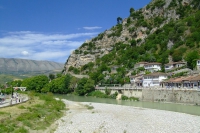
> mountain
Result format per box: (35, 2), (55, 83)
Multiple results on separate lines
(0, 58), (64, 75)
(63, 0), (200, 83)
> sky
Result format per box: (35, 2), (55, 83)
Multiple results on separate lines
(0, 0), (151, 63)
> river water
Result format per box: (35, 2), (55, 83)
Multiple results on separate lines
(55, 94), (200, 116)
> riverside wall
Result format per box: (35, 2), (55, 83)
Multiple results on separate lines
(97, 88), (200, 105)
(142, 89), (200, 105)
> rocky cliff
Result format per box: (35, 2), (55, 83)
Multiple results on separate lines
(64, 0), (199, 74)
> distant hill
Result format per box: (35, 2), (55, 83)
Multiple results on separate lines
(0, 58), (64, 75)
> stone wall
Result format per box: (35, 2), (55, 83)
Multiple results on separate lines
(96, 88), (200, 105)
(142, 89), (200, 105)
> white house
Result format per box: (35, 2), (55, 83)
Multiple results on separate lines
(144, 62), (161, 72)
(142, 72), (168, 87)
(164, 62), (186, 71)
(129, 75), (143, 87)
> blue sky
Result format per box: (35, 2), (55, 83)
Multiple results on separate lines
(0, 0), (151, 63)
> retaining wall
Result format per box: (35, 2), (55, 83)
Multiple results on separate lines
(97, 88), (200, 105)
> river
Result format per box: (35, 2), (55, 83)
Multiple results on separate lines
(55, 94), (200, 116)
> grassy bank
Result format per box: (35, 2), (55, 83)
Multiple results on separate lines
(0, 92), (66, 133)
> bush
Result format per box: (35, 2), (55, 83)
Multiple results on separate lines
(105, 87), (111, 95)
(88, 91), (109, 98)
(121, 95), (129, 100)
(129, 97), (139, 101)
(110, 92), (118, 99)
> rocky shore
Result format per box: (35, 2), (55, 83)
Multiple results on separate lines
(54, 100), (200, 133)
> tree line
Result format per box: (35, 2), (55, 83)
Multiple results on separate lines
(0, 73), (95, 96)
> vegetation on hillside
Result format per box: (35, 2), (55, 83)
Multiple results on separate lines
(67, 0), (200, 85)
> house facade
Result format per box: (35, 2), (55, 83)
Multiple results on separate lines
(134, 62), (148, 69)
(129, 75), (143, 87)
(144, 62), (161, 73)
(196, 60), (200, 70)
(142, 72), (168, 87)
(164, 62), (186, 71)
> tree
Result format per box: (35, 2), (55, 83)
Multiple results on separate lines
(21, 75), (49, 92)
(49, 73), (55, 80)
(75, 78), (95, 96)
(69, 76), (79, 92)
(56, 73), (62, 78)
(184, 51), (199, 69)
(117, 17), (123, 24)
(130, 7), (135, 14)
(42, 74), (72, 94)
(130, 39), (136, 47)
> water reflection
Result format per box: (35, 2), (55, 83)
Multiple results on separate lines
(55, 94), (200, 116)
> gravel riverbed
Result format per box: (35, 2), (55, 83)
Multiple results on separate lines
(54, 100), (200, 133)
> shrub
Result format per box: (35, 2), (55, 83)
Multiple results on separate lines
(88, 91), (109, 98)
(110, 92), (118, 99)
(121, 95), (129, 100)
(105, 87), (111, 95)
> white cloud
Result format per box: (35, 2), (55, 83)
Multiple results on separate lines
(21, 51), (29, 56)
(0, 31), (99, 63)
(83, 26), (102, 30)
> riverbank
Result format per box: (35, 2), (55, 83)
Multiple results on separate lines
(54, 99), (200, 133)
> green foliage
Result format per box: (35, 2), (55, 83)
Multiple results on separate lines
(21, 75), (48, 92)
(117, 17), (123, 24)
(75, 78), (95, 96)
(88, 90), (109, 98)
(49, 73), (55, 80)
(121, 95), (129, 100)
(110, 92), (118, 99)
(105, 87), (111, 95)
(130, 7), (135, 14)
(171, 71), (187, 78)
(0, 93), (65, 133)
(184, 51), (200, 69)
(42, 74), (72, 94)
(129, 96), (139, 101)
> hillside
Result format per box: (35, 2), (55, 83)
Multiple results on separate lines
(63, 0), (200, 84)
(0, 58), (64, 83)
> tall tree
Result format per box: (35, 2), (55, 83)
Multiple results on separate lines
(49, 73), (55, 81)
(117, 17), (122, 24)
(184, 51), (200, 69)
(130, 7), (135, 14)
(75, 78), (95, 96)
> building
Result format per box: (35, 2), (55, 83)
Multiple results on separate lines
(129, 75), (143, 87)
(142, 72), (168, 87)
(144, 62), (161, 73)
(164, 62), (186, 72)
(134, 62), (148, 69)
(196, 60), (200, 70)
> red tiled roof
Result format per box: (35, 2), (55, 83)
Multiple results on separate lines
(190, 75), (200, 81)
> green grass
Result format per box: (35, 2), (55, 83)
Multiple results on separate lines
(0, 92), (66, 132)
